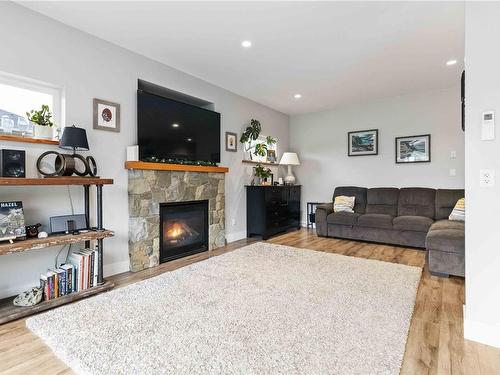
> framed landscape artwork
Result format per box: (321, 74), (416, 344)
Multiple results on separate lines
(348, 129), (378, 156)
(395, 134), (431, 163)
(93, 98), (120, 133)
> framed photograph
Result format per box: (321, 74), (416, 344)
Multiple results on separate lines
(93, 98), (120, 133)
(267, 149), (277, 163)
(225, 132), (237, 152)
(0, 201), (26, 241)
(348, 129), (378, 156)
(395, 134), (431, 163)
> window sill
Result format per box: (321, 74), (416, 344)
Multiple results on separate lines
(0, 134), (58, 145)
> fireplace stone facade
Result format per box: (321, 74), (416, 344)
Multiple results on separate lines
(128, 169), (225, 272)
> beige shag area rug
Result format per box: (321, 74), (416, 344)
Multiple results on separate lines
(27, 242), (421, 375)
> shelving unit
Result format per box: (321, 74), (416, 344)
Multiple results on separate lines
(0, 177), (114, 324)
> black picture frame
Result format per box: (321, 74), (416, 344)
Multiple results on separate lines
(395, 134), (431, 164)
(348, 129), (378, 156)
(225, 132), (237, 152)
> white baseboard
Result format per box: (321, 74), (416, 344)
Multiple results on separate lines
(464, 311), (500, 349)
(226, 230), (246, 243)
(104, 260), (130, 277)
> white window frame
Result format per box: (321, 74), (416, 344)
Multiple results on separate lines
(0, 71), (65, 130)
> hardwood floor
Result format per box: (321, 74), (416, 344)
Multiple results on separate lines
(1, 228), (499, 374)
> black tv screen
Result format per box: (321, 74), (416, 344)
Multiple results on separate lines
(138, 90), (221, 163)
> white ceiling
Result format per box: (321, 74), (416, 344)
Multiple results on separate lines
(19, 1), (464, 115)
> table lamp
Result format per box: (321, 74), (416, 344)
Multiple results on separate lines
(279, 152), (300, 185)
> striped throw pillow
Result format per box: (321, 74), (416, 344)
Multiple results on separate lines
(334, 196), (356, 213)
(449, 198), (465, 221)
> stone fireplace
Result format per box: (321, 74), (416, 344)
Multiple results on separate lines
(127, 167), (226, 272)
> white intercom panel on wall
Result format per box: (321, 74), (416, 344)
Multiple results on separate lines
(481, 111), (495, 140)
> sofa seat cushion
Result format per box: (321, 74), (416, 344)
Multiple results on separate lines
(357, 214), (394, 229)
(429, 219), (465, 232)
(327, 212), (361, 226)
(426, 229), (465, 255)
(393, 216), (434, 232)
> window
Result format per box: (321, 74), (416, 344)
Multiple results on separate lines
(0, 72), (62, 138)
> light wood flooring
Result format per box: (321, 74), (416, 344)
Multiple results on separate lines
(1, 228), (499, 374)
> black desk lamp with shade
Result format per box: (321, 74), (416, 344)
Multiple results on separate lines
(36, 125), (97, 177)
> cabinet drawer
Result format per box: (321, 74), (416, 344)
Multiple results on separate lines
(265, 187), (288, 205)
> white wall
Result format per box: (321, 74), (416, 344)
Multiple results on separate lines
(464, 2), (500, 349)
(290, 87), (464, 223)
(0, 3), (289, 298)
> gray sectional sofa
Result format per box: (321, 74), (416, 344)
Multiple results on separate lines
(315, 186), (465, 277)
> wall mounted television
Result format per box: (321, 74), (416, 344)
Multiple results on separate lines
(137, 90), (221, 163)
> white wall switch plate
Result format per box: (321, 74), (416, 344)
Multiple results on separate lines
(450, 168), (456, 176)
(480, 169), (495, 187)
(450, 151), (457, 159)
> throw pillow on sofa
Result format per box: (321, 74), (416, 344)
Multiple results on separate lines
(449, 198), (465, 221)
(334, 196), (355, 213)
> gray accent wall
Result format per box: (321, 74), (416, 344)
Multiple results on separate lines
(0, 3), (289, 298)
(290, 87), (464, 224)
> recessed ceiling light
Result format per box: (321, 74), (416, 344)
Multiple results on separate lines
(241, 40), (252, 48)
(187, 138), (192, 142)
(446, 59), (457, 66)
(172, 123), (179, 128)
(294, 94), (302, 99)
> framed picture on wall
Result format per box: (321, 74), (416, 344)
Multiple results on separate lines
(225, 132), (237, 152)
(348, 129), (378, 156)
(395, 134), (431, 163)
(93, 98), (120, 133)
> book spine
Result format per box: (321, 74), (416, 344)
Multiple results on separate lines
(48, 275), (54, 300)
(67, 266), (72, 294)
(61, 270), (66, 296)
(93, 250), (98, 286)
(89, 251), (94, 288)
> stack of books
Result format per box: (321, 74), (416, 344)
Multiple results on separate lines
(39, 249), (99, 301)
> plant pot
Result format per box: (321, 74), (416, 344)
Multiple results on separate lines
(34, 125), (54, 139)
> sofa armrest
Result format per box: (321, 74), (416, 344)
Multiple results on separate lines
(315, 203), (333, 237)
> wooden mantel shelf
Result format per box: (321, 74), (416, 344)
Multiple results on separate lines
(0, 134), (59, 146)
(125, 161), (229, 173)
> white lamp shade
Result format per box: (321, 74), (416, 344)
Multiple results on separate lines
(279, 152), (300, 165)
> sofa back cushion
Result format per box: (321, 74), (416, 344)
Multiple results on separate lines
(365, 188), (400, 216)
(398, 188), (436, 219)
(435, 189), (465, 220)
(333, 186), (367, 214)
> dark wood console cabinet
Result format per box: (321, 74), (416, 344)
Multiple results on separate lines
(246, 185), (301, 239)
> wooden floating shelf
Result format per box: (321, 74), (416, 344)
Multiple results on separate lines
(0, 230), (114, 256)
(0, 134), (59, 146)
(0, 177), (114, 186)
(242, 160), (280, 166)
(0, 281), (114, 324)
(125, 161), (229, 173)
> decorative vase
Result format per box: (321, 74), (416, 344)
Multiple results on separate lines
(34, 125), (54, 139)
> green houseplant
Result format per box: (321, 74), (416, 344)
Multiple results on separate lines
(240, 119), (276, 161)
(253, 164), (272, 185)
(26, 104), (55, 139)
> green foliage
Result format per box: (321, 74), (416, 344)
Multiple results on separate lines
(240, 119), (277, 158)
(26, 104), (54, 127)
(254, 164), (272, 179)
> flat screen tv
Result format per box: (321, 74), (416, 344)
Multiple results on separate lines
(138, 90), (221, 163)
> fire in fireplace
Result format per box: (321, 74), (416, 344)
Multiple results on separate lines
(160, 200), (208, 263)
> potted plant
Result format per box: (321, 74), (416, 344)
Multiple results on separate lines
(253, 163), (272, 185)
(26, 104), (54, 139)
(240, 119), (276, 161)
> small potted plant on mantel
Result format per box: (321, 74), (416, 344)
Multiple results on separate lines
(26, 104), (55, 139)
